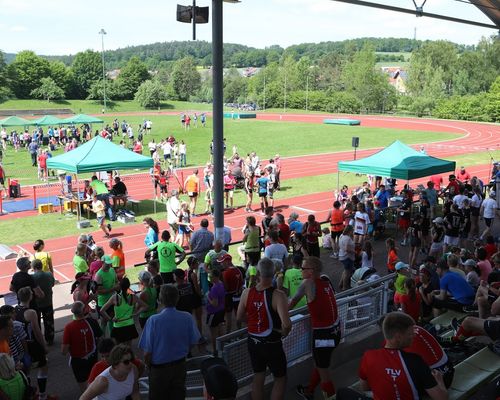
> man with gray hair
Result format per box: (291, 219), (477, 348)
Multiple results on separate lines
(139, 284), (200, 400)
(62, 301), (103, 392)
(237, 258), (292, 400)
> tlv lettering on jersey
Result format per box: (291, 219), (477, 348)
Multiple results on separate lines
(385, 368), (401, 381)
(253, 301), (263, 310)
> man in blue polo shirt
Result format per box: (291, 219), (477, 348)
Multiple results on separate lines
(432, 261), (475, 316)
(139, 284), (200, 400)
(374, 184), (391, 210)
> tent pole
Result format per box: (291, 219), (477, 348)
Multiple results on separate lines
(76, 173), (81, 222)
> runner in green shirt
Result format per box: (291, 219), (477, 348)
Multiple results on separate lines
(90, 176), (109, 195)
(283, 255), (306, 308)
(147, 230), (185, 284)
(73, 244), (89, 274)
(95, 255), (119, 334)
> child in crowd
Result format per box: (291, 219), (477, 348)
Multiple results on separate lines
(386, 238), (399, 273)
(321, 227), (333, 250)
(399, 277), (421, 323)
(393, 262), (411, 308)
(361, 241), (374, 269)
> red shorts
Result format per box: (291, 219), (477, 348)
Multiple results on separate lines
(399, 218), (410, 231)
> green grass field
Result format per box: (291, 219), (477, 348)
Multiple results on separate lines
(1, 115), (459, 185)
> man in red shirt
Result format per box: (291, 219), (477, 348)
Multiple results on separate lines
(62, 301), (102, 392)
(290, 256), (340, 400)
(456, 166), (471, 184)
(337, 312), (447, 400)
(38, 150), (48, 181)
(443, 175), (460, 197)
(237, 258), (291, 400)
(430, 175), (443, 191)
(219, 253), (244, 334)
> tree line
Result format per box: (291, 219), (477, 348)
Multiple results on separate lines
(0, 36), (498, 121)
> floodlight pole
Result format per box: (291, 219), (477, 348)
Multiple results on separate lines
(99, 29), (107, 113)
(212, 0), (224, 241)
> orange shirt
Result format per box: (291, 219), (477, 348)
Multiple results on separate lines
(111, 249), (126, 280)
(387, 249), (398, 272)
(0, 339), (10, 354)
(330, 208), (344, 232)
(185, 175), (199, 193)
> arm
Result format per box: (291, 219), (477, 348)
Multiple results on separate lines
(425, 370), (448, 400)
(133, 294), (148, 317)
(79, 376), (108, 400)
(130, 365), (141, 400)
(289, 281), (307, 309)
(26, 309), (46, 350)
(61, 343), (70, 356)
(274, 290), (292, 337)
(434, 289), (447, 301)
(99, 294), (116, 322)
(236, 289), (249, 323)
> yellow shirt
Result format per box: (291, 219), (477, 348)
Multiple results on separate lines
(31, 251), (52, 273)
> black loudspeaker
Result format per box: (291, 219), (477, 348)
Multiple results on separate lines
(352, 137), (359, 148)
(177, 5), (209, 23)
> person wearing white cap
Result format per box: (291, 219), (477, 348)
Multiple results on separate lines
(479, 190), (498, 240)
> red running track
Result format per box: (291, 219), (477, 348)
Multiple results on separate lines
(0, 115), (498, 293)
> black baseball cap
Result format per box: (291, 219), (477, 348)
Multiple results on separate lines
(201, 358), (238, 399)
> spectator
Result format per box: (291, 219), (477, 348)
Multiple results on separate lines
(291, 257), (340, 400)
(264, 230), (288, 266)
(241, 216), (261, 270)
(275, 213), (290, 249)
(73, 243), (89, 275)
(186, 256), (204, 335)
(237, 258), (291, 400)
(302, 214), (322, 258)
(432, 259), (475, 315)
(190, 219), (214, 262)
(87, 338), (144, 385)
(110, 177), (128, 209)
(464, 259), (480, 289)
(0, 353), (30, 400)
(15, 287), (49, 399)
(184, 169), (200, 215)
(338, 226), (355, 291)
(201, 357), (238, 400)
(283, 255), (306, 309)
(95, 255), (119, 335)
(480, 191), (498, 240)
(147, 260), (164, 291)
(220, 254), (244, 334)
(206, 269), (226, 354)
(62, 301), (102, 392)
(261, 206), (274, 236)
(327, 201), (344, 259)
(443, 204), (462, 253)
(475, 247), (492, 281)
(138, 271), (158, 329)
(31, 239), (53, 274)
(0, 307), (27, 369)
(255, 171), (270, 213)
(79, 344), (140, 400)
(400, 278), (422, 323)
(337, 312), (447, 400)
(100, 278), (146, 345)
(109, 238), (126, 281)
(166, 189), (181, 237)
(429, 218), (445, 260)
(71, 273), (95, 316)
(88, 246), (105, 280)
(222, 225), (232, 252)
(374, 184), (390, 210)
(147, 230), (185, 284)
(32, 260), (55, 346)
(10, 257), (44, 310)
(288, 212), (303, 235)
(139, 285), (200, 400)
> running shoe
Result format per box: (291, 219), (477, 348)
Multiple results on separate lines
(296, 385), (314, 400)
(107, 223), (112, 232)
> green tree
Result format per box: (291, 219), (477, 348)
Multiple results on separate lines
(86, 78), (119, 101)
(135, 79), (168, 108)
(30, 77), (65, 101)
(0, 51), (12, 101)
(71, 50), (103, 98)
(224, 68), (247, 103)
(49, 61), (72, 95)
(8, 50), (50, 98)
(114, 56), (150, 99)
(169, 57), (201, 101)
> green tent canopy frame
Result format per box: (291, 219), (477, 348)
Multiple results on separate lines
(0, 116), (31, 127)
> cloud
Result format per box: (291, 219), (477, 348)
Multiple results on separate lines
(10, 25), (27, 32)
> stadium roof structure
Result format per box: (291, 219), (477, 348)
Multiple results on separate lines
(331, 0), (500, 29)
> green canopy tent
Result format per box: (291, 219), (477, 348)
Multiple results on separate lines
(47, 136), (154, 221)
(60, 114), (104, 124)
(337, 140), (456, 185)
(0, 116), (31, 127)
(31, 115), (64, 126)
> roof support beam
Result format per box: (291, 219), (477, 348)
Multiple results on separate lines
(330, 0), (499, 29)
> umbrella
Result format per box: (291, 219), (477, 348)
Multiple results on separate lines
(0, 115), (31, 127)
(31, 115), (64, 126)
(61, 114), (104, 124)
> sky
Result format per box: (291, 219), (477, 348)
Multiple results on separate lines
(0, 0), (496, 55)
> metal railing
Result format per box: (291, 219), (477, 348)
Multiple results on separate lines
(136, 273), (395, 396)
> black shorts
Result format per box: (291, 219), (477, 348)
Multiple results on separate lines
(245, 251), (261, 266)
(330, 229), (343, 240)
(188, 192), (198, 198)
(259, 192), (268, 198)
(471, 207), (480, 217)
(312, 324), (341, 368)
(247, 337), (286, 377)
(206, 310), (225, 327)
(485, 218), (493, 227)
(0, 178), (4, 185)
(225, 293), (240, 313)
(27, 340), (47, 367)
(111, 323), (138, 344)
(484, 319), (500, 340)
(71, 353), (97, 383)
